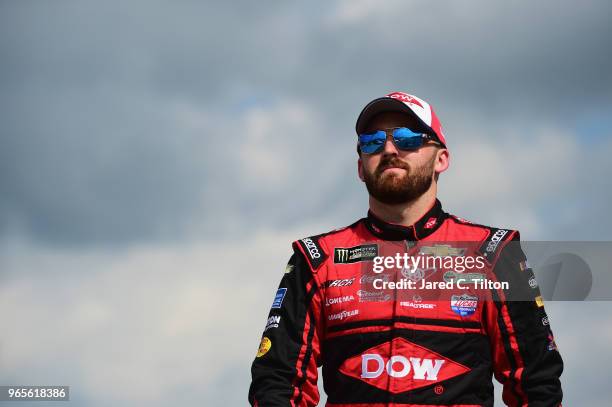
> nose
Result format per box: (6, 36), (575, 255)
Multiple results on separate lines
(381, 132), (399, 155)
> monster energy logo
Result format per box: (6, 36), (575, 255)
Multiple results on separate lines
(334, 244), (378, 264)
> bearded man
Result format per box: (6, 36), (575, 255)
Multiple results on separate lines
(248, 92), (563, 407)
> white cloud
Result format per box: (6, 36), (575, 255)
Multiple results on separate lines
(440, 119), (579, 237)
(0, 230), (306, 405)
(330, 0), (399, 24)
(238, 101), (321, 188)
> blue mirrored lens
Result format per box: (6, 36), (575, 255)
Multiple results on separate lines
(358, 131), (386, 154)
(393, 127), (424, 150)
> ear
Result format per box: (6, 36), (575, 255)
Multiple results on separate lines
(434, 148), (450, 175)
(357, 157), (365, 182)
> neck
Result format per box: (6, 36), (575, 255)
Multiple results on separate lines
(368, 187), (437, 227)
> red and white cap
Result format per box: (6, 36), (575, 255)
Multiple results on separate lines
(355, 91), (447, 148)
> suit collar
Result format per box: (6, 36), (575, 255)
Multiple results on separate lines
(365, 199), (446, 241)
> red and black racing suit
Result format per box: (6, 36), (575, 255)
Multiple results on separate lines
(249, 200), (563, 406)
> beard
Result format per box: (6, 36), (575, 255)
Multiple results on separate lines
(362, 155), (435, 205)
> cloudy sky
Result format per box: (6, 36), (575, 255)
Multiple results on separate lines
(1, 0), (611, 405)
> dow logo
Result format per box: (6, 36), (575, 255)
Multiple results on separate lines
(339, 337), (470, 394)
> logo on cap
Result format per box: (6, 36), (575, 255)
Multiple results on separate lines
(387, 92), (424, 109)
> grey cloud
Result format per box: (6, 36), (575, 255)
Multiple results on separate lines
(1, 0), (611, 246)
(1, 3), (611, 405)
(301, 0), (612, 117)
(1, 84), (210, 246)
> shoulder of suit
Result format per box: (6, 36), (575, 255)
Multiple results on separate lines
(292, 219), (363, 271)
(446, 213), (520, 263)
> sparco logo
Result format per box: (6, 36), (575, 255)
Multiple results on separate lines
(486, 229), (508, 253)
(324, 278), (355, 288)
(301, 238), (321, 259)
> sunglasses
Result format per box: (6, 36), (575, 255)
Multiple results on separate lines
(358, 127), (441, 154)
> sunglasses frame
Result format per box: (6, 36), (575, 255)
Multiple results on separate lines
(357, 127), (442, 155)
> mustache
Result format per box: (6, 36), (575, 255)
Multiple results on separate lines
(375, 156), (410, 176)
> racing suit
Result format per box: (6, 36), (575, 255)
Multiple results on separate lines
(248, 199), (563, 406)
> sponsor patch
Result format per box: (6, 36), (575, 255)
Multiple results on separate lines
(256, 337), (272, 357)
(325, 295), (355, 307)
(271, 288), (287, 309)
(486, 230), (508, 252)
(284, 263), (294, 274)
(443, 271), (485, 284)
(535, 295), (545, 308)
(328, 309), (359, 321)
(360, 274), (391, 285)
(519, 260), (531, 272)
(338, 337), (471, 394)
(334, 244), (379, 264)
(450, 294), (478, 317)
(480, 229), (509, 262)
(424, 217), (437, 229)
(297, 237), (326, 269)
(401, 266), (437, 282)
(547, 333), (558, 351)
(542, 316), (550, 326)
(323, 278), (355, 288)
(400, 295), (437, 310)
(357, 290), (392, 302)
(264, 315), (281, 331)
(528, 276), (538, 288)
(419, 245), (466, 257)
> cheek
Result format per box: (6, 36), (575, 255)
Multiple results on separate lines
(361, 157), (379, 174)
(410, 150), (436, 168)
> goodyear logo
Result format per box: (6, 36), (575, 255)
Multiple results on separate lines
(334, 244), (378, 264)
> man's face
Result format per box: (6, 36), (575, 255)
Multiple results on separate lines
(358, 111), (445, 205)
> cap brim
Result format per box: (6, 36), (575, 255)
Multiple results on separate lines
(355, 97), (431, 135)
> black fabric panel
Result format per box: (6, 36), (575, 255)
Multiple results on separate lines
(328, 317), (481, 333)
(491, 237), (564, 406)
(248, 251), (317, 406)
(294, 285), (318, 405)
